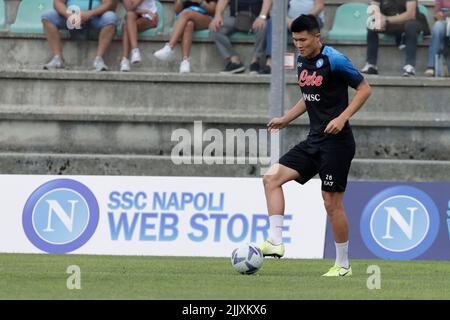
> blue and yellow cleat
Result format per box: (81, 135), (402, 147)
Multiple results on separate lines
(259, 240), (285, 258)
(322, 265), (352, 277)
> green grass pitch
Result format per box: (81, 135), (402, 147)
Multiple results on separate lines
(0, 253), (449, 299)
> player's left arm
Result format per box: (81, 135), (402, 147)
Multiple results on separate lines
(324, 79), (372, 134)
(325, 53), (372, 134)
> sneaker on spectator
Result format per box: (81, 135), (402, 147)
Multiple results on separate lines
(44, 56), (65, 70)
(424, 68), (434, 77)
(131, 48), (142, 64)
(220, 62), (246, 74)
(120, 57), (131, 72)
(259, 64), (271, 74)
(249, 62), (260, 74)
(361, 62), (378, 75)
(179, 59), (190, 74)
(154, 43), (175, 61)
(402, 64), (415, 77)
(94, 56), (108, 72)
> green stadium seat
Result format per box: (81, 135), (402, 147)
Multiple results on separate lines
(10, 0), (54, 34)
(167, 26), (210, 40)
(192, 28), (209, 39)
(382, 5), (430, 42)
(327, 3), (369, 41)
(230, 32), (255, 41)
(192, 30), (255, 41)
(117, 1), (164, 38)
(0, 0), (6, 29)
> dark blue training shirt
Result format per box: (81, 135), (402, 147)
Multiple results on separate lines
(297, 45), (364, 142)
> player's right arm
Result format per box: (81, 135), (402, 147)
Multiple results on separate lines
(267, 98), (307, 132)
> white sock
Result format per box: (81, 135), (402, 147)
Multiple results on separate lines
(335, 241), (349, 269)
(268, 215), (284, 245)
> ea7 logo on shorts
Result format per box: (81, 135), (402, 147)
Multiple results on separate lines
(22, 179), (99, 254)
(360, 186), (440, 259)
(323, 174), (333, 186)
(303, 93), (321, 102)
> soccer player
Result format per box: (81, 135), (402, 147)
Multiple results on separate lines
(259, 14), (372, 276)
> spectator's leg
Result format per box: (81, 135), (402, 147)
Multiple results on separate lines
(43, 20), (63, 58)
(122, 21), (130, 59)
(169, 11), (191, 48)
(97, 25), (116, 58)
(181, 21), (194, 59)
(210, 16), (240, 63)
(404, 19), (419, 66)
(252, 21), (267, 64)
(366, 28), (379, 65)
(41, 10), (66, 58)
(265, 18), (272, 65)
(126, 11), (139, 51)
(122, 16), (158, 64)
(426, 21), (446, 68)
(171, 10), (210, 50)
(91, 11), (118, 58)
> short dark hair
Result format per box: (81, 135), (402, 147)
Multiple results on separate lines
(291, 14), (320, 34)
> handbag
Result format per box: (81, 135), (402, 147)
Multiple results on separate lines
(416, 11), (430, 36)
(234, 0), (256, 32)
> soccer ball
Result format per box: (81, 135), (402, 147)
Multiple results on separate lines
(231, 244), (264, 275)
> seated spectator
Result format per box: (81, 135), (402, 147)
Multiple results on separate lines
(154, 0), (217, 73)
(424, 0), (450, 76)
(261, 0), (325, 74)
(120, 0), (159, 72)
(361, 0), (427, 77)
(41, 0), (118, 71)
(209, 0), (272, 74)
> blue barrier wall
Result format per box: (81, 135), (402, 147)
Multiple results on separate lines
(325, 182), (450, 260)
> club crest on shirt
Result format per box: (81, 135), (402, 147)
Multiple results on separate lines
(316, 58), (324, 68)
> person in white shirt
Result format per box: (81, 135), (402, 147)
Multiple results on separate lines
(120, 0), (159, 71)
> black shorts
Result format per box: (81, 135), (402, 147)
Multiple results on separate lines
(279, 135), (355, 192)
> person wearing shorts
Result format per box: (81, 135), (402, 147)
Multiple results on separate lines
(259, 14), (372, 277)
(153, 0), (217, 73)
(41, 0), (118, 71)
(120, 0), (159, 72)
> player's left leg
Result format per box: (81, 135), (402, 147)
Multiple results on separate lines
(319, 137), (355, 276)
(321, 191), (352, 277)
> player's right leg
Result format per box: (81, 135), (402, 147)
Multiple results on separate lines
(260, 164), (299, 258)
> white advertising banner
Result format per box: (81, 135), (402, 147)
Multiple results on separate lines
(0, 175), (327, 258)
